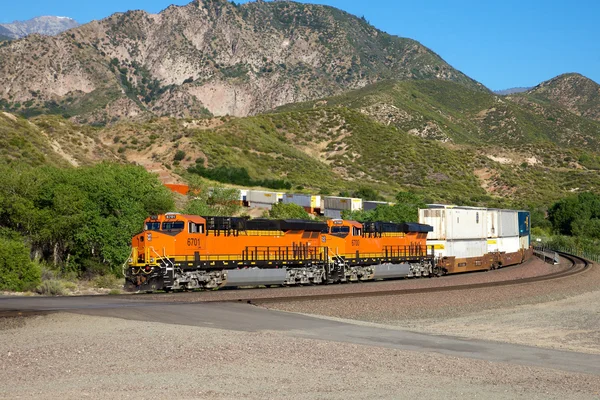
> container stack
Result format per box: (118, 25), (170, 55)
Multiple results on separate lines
(323, 196), (363, 219)
(282, 194), (322, 214)
(419, 205), (488, 259)
(247, 190), (283, 210)
(518, 211), (531, 249)
(239, 189), (248, 207)
(362, 200), (391, 211)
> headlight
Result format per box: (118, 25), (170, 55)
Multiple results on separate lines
(150, 257), (155, 263)
(128, 258), (133, 263)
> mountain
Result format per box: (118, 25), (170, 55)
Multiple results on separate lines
(6, 74), (600, 208)
(0, 16), (79, 39)
(277, 79), (600, 152)
(0, 0), (485, 124)
(517, 73), (600, 121)
(494, 87), (531, 95)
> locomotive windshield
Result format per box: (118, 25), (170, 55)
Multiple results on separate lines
(145, 222), (160, 231)
(330, 226), (350, 234)
(162, 221), (185, 231)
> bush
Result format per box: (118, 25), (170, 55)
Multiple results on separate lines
(174, 150), (186, 161)
(187, 164), (291, 190)
(92, 274), (123, 289)
(267, 203), (311, 220)
(36, 280), (67, 296)
(0, 236), (41, 292)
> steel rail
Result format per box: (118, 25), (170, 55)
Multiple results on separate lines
(239, 252), (591, 305)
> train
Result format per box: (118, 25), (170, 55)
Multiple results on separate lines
(124, 205), (533, 292)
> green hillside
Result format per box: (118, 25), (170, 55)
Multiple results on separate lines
(277, 79), (600, 151)
(4, 77), (600, 209)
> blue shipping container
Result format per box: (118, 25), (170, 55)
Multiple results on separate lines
(518, 211), (530, 236)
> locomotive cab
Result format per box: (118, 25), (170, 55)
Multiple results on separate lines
(327, 219), (362, 237)
(129, 213), (206, 274)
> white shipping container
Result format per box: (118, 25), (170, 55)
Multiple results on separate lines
(311, 195), (322, 209)
(448, 207), (487, 240)
(487, 209), (499, 238)
(497, 236), (521, 253)
(428, 239), (488, 259)
(487, 238), (499, 253)
(419, 206), (486, 241)
(498, 210), (519, 237)
(324, 196), (362, 211)
(247, 190), (278, 204)
(283, 194), (321, 209)
(419, 208), (446, 240)
(519, 235), (530, 250)
(363, 201), (390, 211)
(248, 201), (274, 210)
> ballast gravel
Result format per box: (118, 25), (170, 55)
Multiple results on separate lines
(264, 260), (600, 354)
(1, 313), (600, 400)
(142, 256), (565, 303)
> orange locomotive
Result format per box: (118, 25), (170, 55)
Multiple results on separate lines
(125, 213), (434, 291)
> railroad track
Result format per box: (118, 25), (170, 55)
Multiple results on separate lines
(239, 251), (591, 305)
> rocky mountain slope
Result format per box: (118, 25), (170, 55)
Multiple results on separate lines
(0, 16), (79, 39)
(513, 73), (600, 121)
(4, 74), (600, 207)
(0, 0), (484, 124)
(278, 79), (600, 152)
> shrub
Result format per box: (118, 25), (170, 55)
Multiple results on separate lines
(173, 150), (186, 161)
(36, 280), (67, 296)
(0, 236), (41, 292)
(92, 274), (123, 289)
(267, 203), (311, 220)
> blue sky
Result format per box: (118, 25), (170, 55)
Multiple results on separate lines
(3, 0), (599, 90)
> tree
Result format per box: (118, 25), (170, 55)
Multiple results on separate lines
(266, 203), (311, 220)
(352, 187), (383, 201)
(0, 231), (41, 291)
(0, 162), (175, 277)
(548, 192), (600, 236)
(184, 177), (241, 217)
(342, 191), (425, 223)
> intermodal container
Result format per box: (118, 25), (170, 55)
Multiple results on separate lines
(498, 210), (519, 237)
(363, 201), (390, 211)
(519, 235), (530, 250)
(324, 209), (342, 219)
(283, 194), (321, 209)
(419, 205), (487, 241)
(248, 201), (274, 210)
(487, 209), (499, 238)
(518, 211), (531, 236)
(247, 190), (279, 204)
(497, 236), (521, 253)
(487, 238), (499, 253)
(428, 239), (488, 259)
(324, 196), (362, 211)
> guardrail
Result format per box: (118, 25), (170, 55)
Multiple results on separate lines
(533, 246), (559, 264)
(533, 245), (599, 264)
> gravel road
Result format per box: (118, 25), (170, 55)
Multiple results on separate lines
(2, 313), (600, 400)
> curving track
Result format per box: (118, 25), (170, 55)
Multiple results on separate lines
(0, 252), (590, 317)
(241, 251), (591, 305)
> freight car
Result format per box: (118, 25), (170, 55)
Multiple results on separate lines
(125, 213), (435, 292)
(419, 205), (532, 274)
